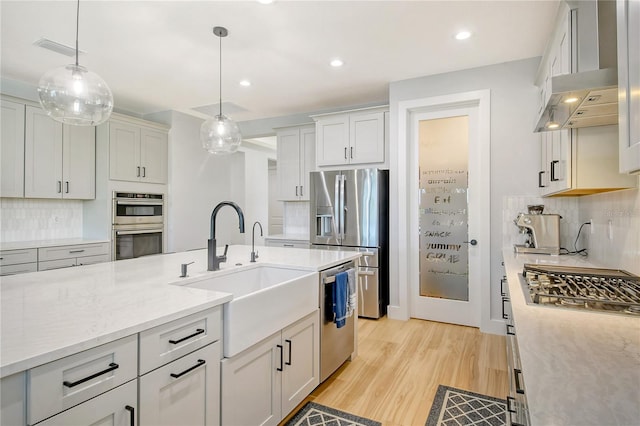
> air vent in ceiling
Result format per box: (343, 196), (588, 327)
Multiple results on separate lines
(33, 38), (85, 57)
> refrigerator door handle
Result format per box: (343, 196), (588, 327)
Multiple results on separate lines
(339, 174), (346, 238)
(334, 174), (341, 239)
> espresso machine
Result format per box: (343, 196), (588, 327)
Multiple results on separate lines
(514, 205), (561, 255)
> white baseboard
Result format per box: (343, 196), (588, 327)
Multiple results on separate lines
(480, 318), (506, 335)
(387, 305), (409, 321)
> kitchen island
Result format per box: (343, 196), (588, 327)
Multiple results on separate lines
(0, 244), (359, 377)
(502, 249), (640, 425)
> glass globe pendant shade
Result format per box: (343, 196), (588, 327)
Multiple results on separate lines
(200, 114), (242, 155)
(38, 64), (113, 126)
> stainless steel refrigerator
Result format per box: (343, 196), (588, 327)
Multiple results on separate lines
(310, 168), (389, 318)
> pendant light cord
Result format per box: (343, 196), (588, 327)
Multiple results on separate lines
(75, 0), (80, 67)
(219, 31), (222, 117)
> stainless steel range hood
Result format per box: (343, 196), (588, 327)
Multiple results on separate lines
(535, 0), (618, 133)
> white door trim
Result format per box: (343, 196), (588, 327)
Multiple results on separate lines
(390, 90), (491, 331)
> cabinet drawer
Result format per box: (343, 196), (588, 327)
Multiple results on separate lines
(0, 262), (38, 276)
(37, 379), (137, 426)
(265, 240), (310, 249)
(139, 307), (222, 375)
(77, 253), (110, 266)
(139, 341), (221, 426)
(27, 334), (137, 425)
(38, 258), (77, 271)
(38, 242), (109, 262)
(0, 248), (37, 266)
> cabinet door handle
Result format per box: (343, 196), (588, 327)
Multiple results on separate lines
(514, 368), (525, 394)
(350, 146), (353, 159)
(299, 186), (303, 197)
(506, 396), (517, 413)
(57, 181), (62, 193)
(285, 339), (292, 366)
(295, 186), (299, 197)
(500, 276), (507, 296)
(538, 171), (546, 188)
(277, 344), (284, 371)
(344, 147), (347, 159)
(137, 166), (141, 177)
(142, 166), (146, 177)
(502, 297), (509, 320)
(506, 324), (516, 336)
(170, 359), (205, 378)
(168, 328), (205, 344)
(125, 405), (135, 426)
(550, 160), (559, 181)
(63, 362), (119, 388)
(65, 181), (69, 193)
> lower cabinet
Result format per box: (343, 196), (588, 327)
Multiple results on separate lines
(140, 341), (221, 426)
(221, 311), (319, 426)
(38, 380), (137, 426)
(37, 242), (110, 271)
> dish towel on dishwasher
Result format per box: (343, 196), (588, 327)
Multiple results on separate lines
(333, 271), (349, 328)
(347, 268), (356, 317)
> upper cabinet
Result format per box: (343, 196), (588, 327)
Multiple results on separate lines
(617, 0), (640, 174)
(312, 106), (387, 167)
(108, 117), (168, 184)
(276, 125), (315, 201)
(1, 99), (25, 198)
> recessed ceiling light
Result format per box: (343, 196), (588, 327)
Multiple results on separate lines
(455, 31), (472, 40)
(330, 59), (344, 67)
(239, 80), (251, 87)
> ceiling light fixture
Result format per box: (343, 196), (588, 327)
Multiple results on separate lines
(455, 31), (472, 40)
(239, 80), (251, 87)
(330, 59), (344, 67)
(564, 97), (580, 104)
(200, 26), (242, 155)
(546, 108), (560, 129)
(37, 0), (113, 126)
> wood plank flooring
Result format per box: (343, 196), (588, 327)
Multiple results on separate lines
(282, 317), (508, 426)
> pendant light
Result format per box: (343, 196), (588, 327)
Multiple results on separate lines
(200, 26), (242, 155)
(37, 0), (113, 126)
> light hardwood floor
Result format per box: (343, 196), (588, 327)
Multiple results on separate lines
(282, 316), (508, 426)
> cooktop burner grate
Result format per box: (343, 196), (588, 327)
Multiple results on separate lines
(523, 264), (640, 315)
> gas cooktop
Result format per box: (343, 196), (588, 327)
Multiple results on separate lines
(522, 264), (640, 316)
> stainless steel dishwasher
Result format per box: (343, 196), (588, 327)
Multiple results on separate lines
(319, 260), (356, 383)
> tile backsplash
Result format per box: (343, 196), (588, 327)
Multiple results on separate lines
(0, 198), (83, 242)
(283, 202), (310, 235)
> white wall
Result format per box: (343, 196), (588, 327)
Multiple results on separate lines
(389, 57), (541, 332)
(239, 148), (270, 246)
(165, 111), (246, 253)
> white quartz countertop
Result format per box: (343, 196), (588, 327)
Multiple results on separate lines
(0, 238), (110, 251)
(0, 245), (360, 378)
(502, 249), (640, 426)
(264, 233), (310, 241)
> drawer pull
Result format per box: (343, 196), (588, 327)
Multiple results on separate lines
(125, 405), (135, 426)
(63, 362), (119, 388)
(506, 324), (516, 336)
(283, 244), (294, 247)
(170, 359), (205, 379)
(168, 328), (205, 345)
(69, 249), (85, 254)
(514, 368), (525, 394)
(506, 396), (516, 413)
(277, 344), (284, 371)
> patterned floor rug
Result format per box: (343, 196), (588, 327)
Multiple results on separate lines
(426, 385), (506, 426)
(284, 402), (381, 426)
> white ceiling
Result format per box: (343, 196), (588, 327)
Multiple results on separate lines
(1, 0), (559, 123)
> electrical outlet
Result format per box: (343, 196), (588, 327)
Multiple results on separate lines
(590, 218), (595, 234)
(607, 220), (613, 240)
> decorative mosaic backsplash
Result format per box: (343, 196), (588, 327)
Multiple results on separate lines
(0, 198), (83, 242)
(283, 202), (310, 235)
(502, 196), (581, 251)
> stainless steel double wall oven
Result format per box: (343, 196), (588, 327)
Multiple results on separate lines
(112, 192), (164, 260)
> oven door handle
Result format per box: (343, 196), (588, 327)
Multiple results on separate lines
(115, 200), (164, 206)
(116, 229), (163, 235)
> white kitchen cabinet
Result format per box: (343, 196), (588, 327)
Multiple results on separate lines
(1, 372), (26, 426)
(139, 341), (221, 426)
(264, 238), (310, 249)
(276, 125), (315, 201)
(24, 106), (96, 199)
(1, 99), (25, 198)
(540, 126), (637, 196)
(37, 242), (110, 271)
(617, 0), (640, 174)
(28, 334), (138, 425)
(0, 248), (38, 276)
(37, 380), (137, 426)
(109, 118), (168, 184)
(221, 311), (319, 426)
(314, 107), (386, 167)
